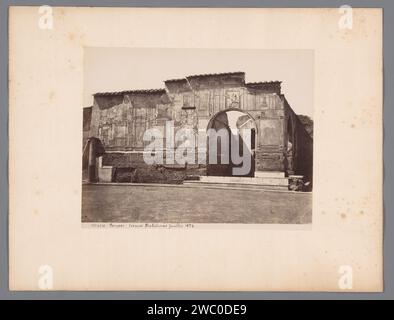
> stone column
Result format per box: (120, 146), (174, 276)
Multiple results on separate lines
(87, 139), (97, 183)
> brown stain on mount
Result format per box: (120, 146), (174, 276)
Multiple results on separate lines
(49, 91), (55, 101)
(68, 32), (75, 41)
(66, 30), (85, 44)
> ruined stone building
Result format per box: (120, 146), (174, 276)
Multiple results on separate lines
(83, 72), (313, 187)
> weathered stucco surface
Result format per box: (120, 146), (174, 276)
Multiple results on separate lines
(84, 72), (313, 180)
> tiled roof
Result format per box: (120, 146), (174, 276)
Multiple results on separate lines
(93, 74), (281, 97)
(186, 72), (245, 78)
(94, 89), (166, 96)
(164, 78), (187, 83)
(246, 81), (282, 85)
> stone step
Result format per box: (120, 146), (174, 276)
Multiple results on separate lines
(183, 181), (288, 190)
(199, 175), (289, 187)
(254, 171), (285, 178)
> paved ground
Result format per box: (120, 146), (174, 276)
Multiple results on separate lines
(82, 184), (312, 224)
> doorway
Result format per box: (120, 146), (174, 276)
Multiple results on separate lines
(206, 109), (256, 177)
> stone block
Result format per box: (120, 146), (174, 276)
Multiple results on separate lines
(98, 166), (114, 182)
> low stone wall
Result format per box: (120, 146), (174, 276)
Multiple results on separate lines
(102, 152), (148, 168)
(255, 146), (285, 172)
(102, 152), (206, 183)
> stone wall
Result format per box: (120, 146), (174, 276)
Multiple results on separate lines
(284, 97), (313, 182)
(82, 106), (92, 148)
(101, 151), (205, 183)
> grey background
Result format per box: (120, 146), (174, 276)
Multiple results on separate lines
(0, 0), (392, 300)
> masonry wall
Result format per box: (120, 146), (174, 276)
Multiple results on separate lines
(86, 74), (303, 176)
(284, 97), (313, 182)
(82, 106), (92, 148)
(90, 92), (169, 151)
(164, 74), (287, 172)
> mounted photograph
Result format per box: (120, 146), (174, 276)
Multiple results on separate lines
(8, 7), (382, 292)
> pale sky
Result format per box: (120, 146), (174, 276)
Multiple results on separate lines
(84, 48), (314, 117)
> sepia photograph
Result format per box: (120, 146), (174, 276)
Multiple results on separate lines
(82, 48), (314, 224)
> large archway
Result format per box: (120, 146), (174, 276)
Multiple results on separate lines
(206, 108), (256, 177)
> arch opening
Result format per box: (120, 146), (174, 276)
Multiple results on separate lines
(206, 109), (256, 177)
